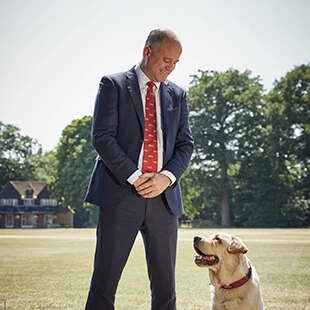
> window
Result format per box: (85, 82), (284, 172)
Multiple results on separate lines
(1, 199), (18, 206)
(5, 214), (14, 228)
(25, 188), (34, 198)
(45, 215), (54, 226)
(21, 214), (33, 227)
(40, 199), (57, 206)
(23, 199), (35, 206)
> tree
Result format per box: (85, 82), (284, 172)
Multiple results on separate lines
(187, 69), (264, 226)
(0, 121), (41, 189)
(264, 64), (310, 226)
(181, 167), (221, 224)
(25, 150), (58, 185)
(53, 116), (97, 227)
(233, 153), (288, 227)
(281, 190), (310, 227)
(267, 64), (310, 186)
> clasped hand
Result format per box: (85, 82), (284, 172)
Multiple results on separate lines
(133, 173), (171, 198)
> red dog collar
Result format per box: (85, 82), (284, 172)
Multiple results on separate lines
(221, 266), (252, 289)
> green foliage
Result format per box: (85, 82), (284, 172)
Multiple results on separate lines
(262, 64), (310, 226)
(281, 190), (310, 227)
(180, 167), (221, 224)
(52, 116), (97, 227)
(25, 150), (58, 185)
(265, 64), (310, 190)
(182, 65), (310, 227)
(0, 121), (42, 189)
(232, 154), (287, 227)
(187, 69), (264, 226)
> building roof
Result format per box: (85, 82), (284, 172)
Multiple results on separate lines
(10, 181), (47, 197)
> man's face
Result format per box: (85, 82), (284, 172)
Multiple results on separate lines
(141, 38), (182, 82)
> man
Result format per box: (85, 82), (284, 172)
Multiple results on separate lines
(85, 28), (194, 310)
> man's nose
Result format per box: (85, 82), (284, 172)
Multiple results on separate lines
(165, 63), (175, 72)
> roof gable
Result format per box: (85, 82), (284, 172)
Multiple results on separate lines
(10, 181), (47, 198)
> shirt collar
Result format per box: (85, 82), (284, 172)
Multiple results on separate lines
(135, 65), (161, 89)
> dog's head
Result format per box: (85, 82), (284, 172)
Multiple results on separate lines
(193, 232), (248, 269)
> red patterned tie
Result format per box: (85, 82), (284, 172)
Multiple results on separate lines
(142, 81), (158, 173)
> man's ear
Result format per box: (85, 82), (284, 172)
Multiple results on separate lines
(143, 46), (151, 58)
(227, 235), (248, 254)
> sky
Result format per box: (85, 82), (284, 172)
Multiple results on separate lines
(1, 0), (309, 152)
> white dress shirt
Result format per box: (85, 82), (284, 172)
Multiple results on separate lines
(127, 65), (176, 186)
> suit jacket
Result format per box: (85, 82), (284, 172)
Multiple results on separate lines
(85, 67), (194, 216)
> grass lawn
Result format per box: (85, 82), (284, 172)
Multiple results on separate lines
(0, 228), (309, 309)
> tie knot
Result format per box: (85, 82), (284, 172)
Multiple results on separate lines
(147, 81), (155, 89)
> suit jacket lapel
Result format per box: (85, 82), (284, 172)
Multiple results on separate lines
(160, 82), (173, 148)
(125, 69), (144, 130)
(160, 82), (173, 155)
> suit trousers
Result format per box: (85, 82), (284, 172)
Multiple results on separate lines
(85, 189), (178, 310)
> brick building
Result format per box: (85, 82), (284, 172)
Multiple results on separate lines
(0, 181), (74, 228)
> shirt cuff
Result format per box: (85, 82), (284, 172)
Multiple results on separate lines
(160, 170), (176, 186)
(127, 169), (142, 185)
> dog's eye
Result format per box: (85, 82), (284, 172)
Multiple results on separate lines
(214, 236), (221, 242)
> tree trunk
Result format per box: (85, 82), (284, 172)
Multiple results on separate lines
(220, 190), (230, 226)
(220, 165), (231, 226)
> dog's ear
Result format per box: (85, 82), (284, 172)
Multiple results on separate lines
(227, 235), (248, 254)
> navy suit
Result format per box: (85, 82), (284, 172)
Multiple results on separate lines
(85, 67), (193, 309)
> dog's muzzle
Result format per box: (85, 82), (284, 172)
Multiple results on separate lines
(193, 241), (219, 266)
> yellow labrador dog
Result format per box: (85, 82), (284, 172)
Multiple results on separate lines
(193, 232), (264, 310)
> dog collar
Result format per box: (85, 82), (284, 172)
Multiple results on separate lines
(221, 266), (252, 289)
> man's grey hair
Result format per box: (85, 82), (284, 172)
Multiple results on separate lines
(144, 29), (182, 50)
